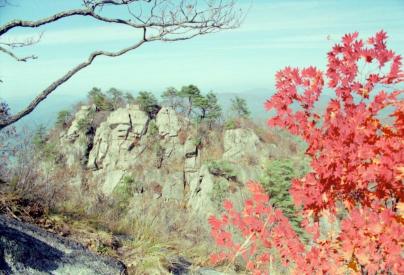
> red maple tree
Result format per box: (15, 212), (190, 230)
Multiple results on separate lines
(209, 31), (403, 274)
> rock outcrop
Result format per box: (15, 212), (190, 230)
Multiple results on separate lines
(61, 104), (272, 217)
(0, 215), (126, 275)
(223, 128), (261, 160)
(61, 105), (95, 167)
(156, 107), (181, 137)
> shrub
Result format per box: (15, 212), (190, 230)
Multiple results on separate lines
(224, 119), (238, 130)
(207, 160), (237, 181)
(210, 179), (230, 209)
(55, 110), (72, 128)
(76, 117), (92, 133)
(148, 121), (159, 136)
(113, 175), (142, 209)
(0, 112), (18, 180)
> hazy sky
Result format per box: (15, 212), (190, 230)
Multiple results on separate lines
(0, 0), (403, 104)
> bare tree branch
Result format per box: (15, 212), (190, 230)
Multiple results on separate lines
(0, 0), (244, 130)
(0, 32), (43, 48)
(0, 35), (147, 130)
(0, 9), (93, 36)
(0, 46), (37, 62)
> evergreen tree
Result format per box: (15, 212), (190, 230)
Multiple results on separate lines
(136, 91), (159, 117)
(107, 88), (125, 109)
(230, 96), (250, 118)
(260, 159), (308, 237)
(205, 91), (222, 127)
(124, 92), (136, 104)
(88, 87), (113, 111)
(193, 91), (222, 126)
(179, 84), (201, 118)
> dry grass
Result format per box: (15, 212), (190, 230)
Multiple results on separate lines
(178, 128), (188, 145)
(200, 128), (224, 163)
(44, 186), (214, 274)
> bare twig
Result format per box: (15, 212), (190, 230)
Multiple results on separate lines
(0, 46), (37, 62)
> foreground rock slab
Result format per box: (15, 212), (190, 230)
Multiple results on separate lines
(0, 215), (126, 275)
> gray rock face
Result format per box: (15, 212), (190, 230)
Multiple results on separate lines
(87, 105), (149, 171)
(0, 215), (126, 275)
(223, 128), (261, 160)
(156, 107), (181, 137)
(61, 105), (94, 168)
(162, 172), (185, 201)
(100, 170), (126, 195)
(188, 165), (216, 216)
(65, 106), (93, 142)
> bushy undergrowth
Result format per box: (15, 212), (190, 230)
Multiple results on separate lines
(207, 160), (238, 180)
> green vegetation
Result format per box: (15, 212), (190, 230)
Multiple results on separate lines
(136, 91), (158, 115)
(161, 85), (222, 127)
(207, 160), (238, 180)
(113, 175), (142, 209)
(260, 159), (309, 236)
(224, 118), (238, 130)
(194, 91), (222, 125)
(204, 92), (222, 126)
(124, 92), (136, 104)
(147, 120), (159, 136)
(88, 87), (114, 111)
(33, 125), (58, 162)
(76, 117), (92, 133)
(210, 178), (230, 209)
(230, 96), (250, 118)
(161, 87), (181, 111)
(55, 110), (72, 128)
(106, 88), (125, 110)
(179, 84), (201, 118)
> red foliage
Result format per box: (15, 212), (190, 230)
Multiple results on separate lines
(209, 31), (404, 274)
(209, 181), (305, 274)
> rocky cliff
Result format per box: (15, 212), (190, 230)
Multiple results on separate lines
(60, 104), (277, 218)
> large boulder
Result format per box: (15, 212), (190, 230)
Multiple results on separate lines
(156, 107), (181, 137)
(127, 105), (150, 135)
(0, 215), (126, 275)
(87, 106), (149, 171)
(222, 128), (261, 160)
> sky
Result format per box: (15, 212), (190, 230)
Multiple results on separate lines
(0, 0), (403, 125)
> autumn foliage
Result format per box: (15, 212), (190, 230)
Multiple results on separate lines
(209, 31), (403, 274)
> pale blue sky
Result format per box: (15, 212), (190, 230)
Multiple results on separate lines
(0, 0), (403, 106)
